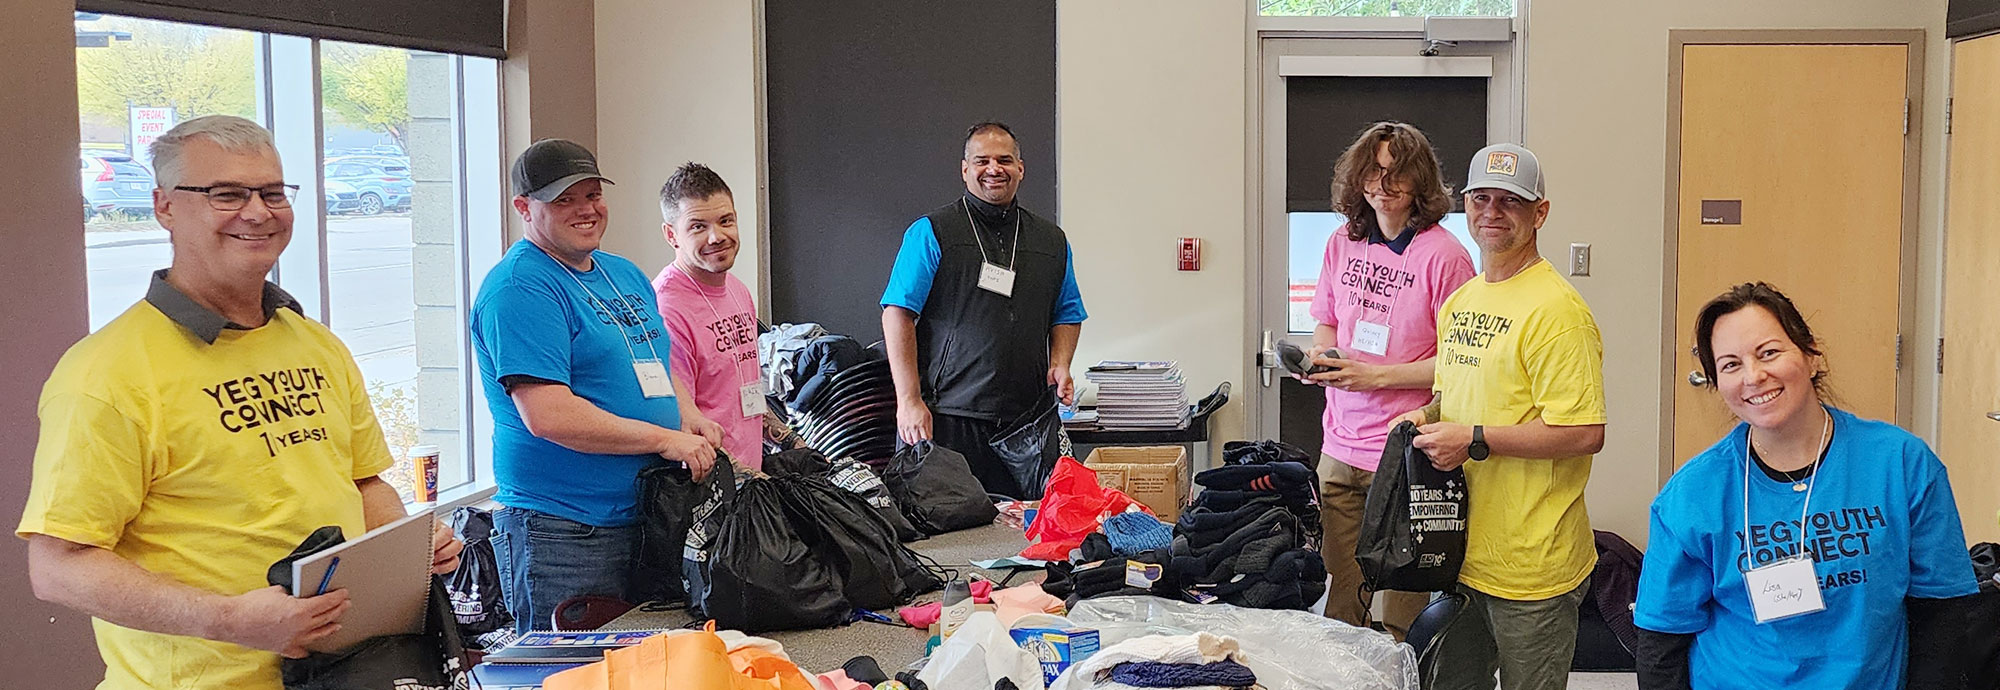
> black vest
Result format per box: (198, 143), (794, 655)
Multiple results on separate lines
(916, 198), (1069, 420)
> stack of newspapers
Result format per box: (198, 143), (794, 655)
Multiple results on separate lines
(1084, 361), (1189, 430)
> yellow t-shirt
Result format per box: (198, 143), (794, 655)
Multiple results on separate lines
(16, 301), (394, 690)
(1433, 259), (1606, 600)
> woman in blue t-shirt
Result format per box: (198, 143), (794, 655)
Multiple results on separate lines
(1633, 282), (1980, 689)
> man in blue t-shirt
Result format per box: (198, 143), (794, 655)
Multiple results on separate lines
(470, 139), (722, 633)
(881, 122), (1087, 499)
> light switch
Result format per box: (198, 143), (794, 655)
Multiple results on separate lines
(1569, 243), (1591, 277)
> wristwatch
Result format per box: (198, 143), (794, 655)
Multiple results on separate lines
(1468, 425), (1490, 461)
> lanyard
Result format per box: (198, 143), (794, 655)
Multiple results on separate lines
(1741, 408), (1831, 567)
(671, 263), (756, 386)
(538, 245), (663, 365)
(962, 199), (1021, 270)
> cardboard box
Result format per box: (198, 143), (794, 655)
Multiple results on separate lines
(1083, 446), (1189, 521)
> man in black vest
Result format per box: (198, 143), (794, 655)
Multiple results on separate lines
(880, 122), (1087, 498)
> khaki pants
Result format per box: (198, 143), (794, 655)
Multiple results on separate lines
(1317, 454), (1431, 637)
(1427, 579), (1590, 690)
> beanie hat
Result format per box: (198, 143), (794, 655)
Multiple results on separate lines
(1103, 512), (1173, 557)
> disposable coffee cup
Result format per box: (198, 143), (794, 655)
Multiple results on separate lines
(408, 444), (441, 502)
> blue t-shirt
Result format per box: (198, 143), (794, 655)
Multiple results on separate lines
(470, 240), (681, 527)
(879, 216), (1088, 324)
(1635, 407), (1977, 689)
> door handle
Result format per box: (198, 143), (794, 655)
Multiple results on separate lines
(1687, 370), (1710, 388)
(1257, 330), (1277, 388)
(1987, 412), (2000, 422)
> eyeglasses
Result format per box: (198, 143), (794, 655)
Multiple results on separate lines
(172, 184), (300, 211)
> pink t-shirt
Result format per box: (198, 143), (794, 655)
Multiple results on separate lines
(653, 266), (764, 470)
(1308, 224), (1476, 471)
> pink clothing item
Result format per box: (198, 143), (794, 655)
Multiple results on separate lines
(900, 601), (943, 628)
(970, 579), (994, 604)
(1307, 224), (1475, 470)
(654, 266), (765, 470)
(818, 670), (871, 690)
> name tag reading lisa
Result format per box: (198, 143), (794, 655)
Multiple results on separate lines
(1744, 556), (1826, 624)
(740, 380), (768, 418)
(978, 262), (1016, 298)
(1351, 321), (1391, 356)
(633, 359), (675, 399)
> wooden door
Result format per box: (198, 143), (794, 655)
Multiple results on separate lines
(1672, 44), (1910, 466)
(1940, 34), (2000, 544)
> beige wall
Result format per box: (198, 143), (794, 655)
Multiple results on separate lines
(504, 0), (602, 244)
(1057, 0), (1254, 465)
(592, 0), (764, 302)
(1524, 0), (1949, 543)
(1, 0), (109, 684)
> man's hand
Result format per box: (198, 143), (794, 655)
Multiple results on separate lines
(1389, 407), (1430, 430)
(1414, 422), (1474, 471)
(897, 397), (933, 445)
(212, 586), (350, 659)
(659, 431), (718, 481)
(682, 412), (725, 448)
(1048, 365), (1075, 406)
(1307, 357), (1388, 392)
(430, 522), (464, 575)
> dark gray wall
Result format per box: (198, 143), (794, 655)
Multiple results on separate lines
(764, 0), (1058, 341)
(1950, 0), (2000, 37)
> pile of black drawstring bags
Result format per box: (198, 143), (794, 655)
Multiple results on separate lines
(646, 453), (945, 633)
(1156, 440), (1326, 610)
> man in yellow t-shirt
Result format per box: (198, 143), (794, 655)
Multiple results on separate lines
(1394, 143), (1607, 690)
(16, 116), (461, 690)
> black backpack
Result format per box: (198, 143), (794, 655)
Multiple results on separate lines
(883, 442), (998, 535)
(443, 506), (513, 639)
(1356, 421), (1468, 593)
(267, 527), (472, 690)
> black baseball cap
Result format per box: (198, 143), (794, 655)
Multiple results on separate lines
(511, 138), (614, 202)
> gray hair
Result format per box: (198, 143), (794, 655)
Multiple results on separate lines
(150, 115), (279, 191)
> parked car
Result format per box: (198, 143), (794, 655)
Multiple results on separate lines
(81, 153), (156, 217)
(323, 159), (412, 215)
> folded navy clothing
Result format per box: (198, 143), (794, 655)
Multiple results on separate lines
(1175, 495), (1286, 537)
(1196, 461), (1315, 492)
(1108, 659), (1257, 688)
(1220, 439), (1315, 469)
(1176, 505), (1295, 552)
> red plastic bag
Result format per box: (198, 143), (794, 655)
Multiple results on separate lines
(1020, 457), (1152, 560)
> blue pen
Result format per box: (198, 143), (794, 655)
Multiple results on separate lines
(313, 556), (340, 596)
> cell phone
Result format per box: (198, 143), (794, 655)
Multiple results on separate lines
(1278, 341), (1337, 376)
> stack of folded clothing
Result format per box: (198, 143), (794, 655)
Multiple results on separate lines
(1212, 440), (1323, 550)
(1156, 446), (1324, 610)
(1041, 521), (1175, 610)
(1049, 632), (1256, 690)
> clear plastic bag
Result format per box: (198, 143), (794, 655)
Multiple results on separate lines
(1064, 596), (1417, 690)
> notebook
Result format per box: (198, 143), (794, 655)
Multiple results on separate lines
(482, 629), (677, 664)
(290, 508), (435, 654)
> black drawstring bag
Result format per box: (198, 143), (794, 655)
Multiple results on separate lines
(884, 441), (999, 535)
(1357, 421), (1469, 593)
(443, 506), (513, 639)
(767, 446), (923, 543)
(636, 460), (704, 605)
(987, 387), (1064, 500)
(267, 527), (471, 690)
(777, 474), (943, 610)
(687, 461), (854, 632)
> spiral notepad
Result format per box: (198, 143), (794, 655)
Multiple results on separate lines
(290, 508), (435, 654)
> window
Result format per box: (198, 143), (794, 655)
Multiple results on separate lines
(75, 13), (505, 505)
(1258, 0), (1514, 17)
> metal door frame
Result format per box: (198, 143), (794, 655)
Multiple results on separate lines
(1247, 30), (1525, 442)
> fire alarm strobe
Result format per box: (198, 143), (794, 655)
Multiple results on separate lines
(1177, 238), (1201, 271)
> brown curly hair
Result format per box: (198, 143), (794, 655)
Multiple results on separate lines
(1330, 122), (1452, 242)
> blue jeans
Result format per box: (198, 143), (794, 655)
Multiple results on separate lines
(492, 506), (640, 634)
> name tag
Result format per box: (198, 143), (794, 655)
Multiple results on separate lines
(740, 380), (768, 418)
(1744, 556), (1826, 624)
(1351, 321), (1391, 356)
(634, 359), (675, 399)
(978, 262), (1016, 298)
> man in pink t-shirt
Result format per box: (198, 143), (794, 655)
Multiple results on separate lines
(653, 163), (764, 470)
(1301, 123), (1476, 635)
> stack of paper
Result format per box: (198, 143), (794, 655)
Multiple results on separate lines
(1084, 361), (1190, 430)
